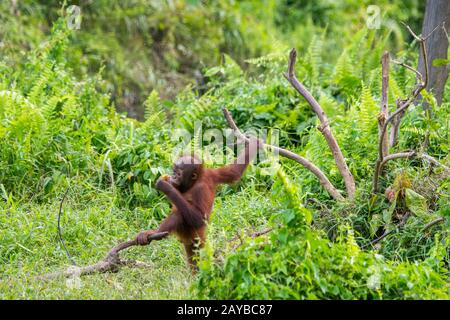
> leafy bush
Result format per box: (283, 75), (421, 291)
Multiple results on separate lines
(197, 172), (449, 299)
(198, 227), (449, 299)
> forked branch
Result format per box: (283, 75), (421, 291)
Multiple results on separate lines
(373, 25), (435, 193)
(222, 108), (344, 201)
(284, 48), (356, 198)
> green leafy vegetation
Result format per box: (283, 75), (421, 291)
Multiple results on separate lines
(0, 1), (448, 299)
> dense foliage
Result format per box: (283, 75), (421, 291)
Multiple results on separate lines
(0, 1), (448, 299)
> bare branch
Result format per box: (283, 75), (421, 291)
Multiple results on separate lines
(364, 215), (445, 249)
(378, 151), (450, 176)
(373, 25), (430, 193)
(442, 22), (449, 39)
(421, 153), (450, 174)
(283, 48), (355, 198)
(222, 108), (344, 201)
(422, 217), (445, 231)
(391, 59), (423, 83)
(250, 228), (273, 238)
(39, 231), (169, 280)
(422, 21), (445, 41)
(379, 51), (390, 158)
(402, 22), (423, 42)
(379, 151), (416, 171)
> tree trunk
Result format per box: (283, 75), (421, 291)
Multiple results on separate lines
(417, 0), (450, 107)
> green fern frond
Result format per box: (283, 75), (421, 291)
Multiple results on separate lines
(402, 127), (438, 141)
(245, 51), (286, 68)
(0, 90), (39, 114)
(28, 60), (54, 104)
(356, 84), (378, 138)
(192, 123), (203, 157)
(180, 97), (213, 130)
(141, 90), (166, 134)
(318, 93), (343, 118)
(276, 166), (312, 224)
(388, 77), (405, 107)
(144, 90), (160, 121)
(332, 48), (360, 98)
(42, 96), (60, 119)
(306, 35), (323, 84)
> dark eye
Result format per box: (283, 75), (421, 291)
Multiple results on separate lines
(191, 173), (198, 180)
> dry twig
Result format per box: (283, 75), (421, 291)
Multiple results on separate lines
(379, 151), (450, 175)
(363, 212), (411, 248)
(372, 24), (438, 193)
(422, 217), (445, 231)
(231, 228), (274, 251)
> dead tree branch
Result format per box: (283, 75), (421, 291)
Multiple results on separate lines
(379, 151), (450, 175)
(249, 228), (273, 238)
(284, 48), (356, 199)
(379, 51), (390, 158)
(422, 217), (445, 231)
(230, 228), (273, 242)
(391, 59), (424, 83)
(39, 231), (169, 280)
(222, 108), (344, 201)
(373, 25), (431, 193)
(421, 154), (450, 174)
(389, 41), (432, 147)
(379, 151), (417, 171)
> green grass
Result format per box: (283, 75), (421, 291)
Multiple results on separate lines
(0, 182), (272, 299)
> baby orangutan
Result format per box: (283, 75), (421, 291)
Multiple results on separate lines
(136, 137), (263, 270)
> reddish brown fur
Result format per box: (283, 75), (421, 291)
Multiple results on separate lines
(136, 138), (262, 270)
